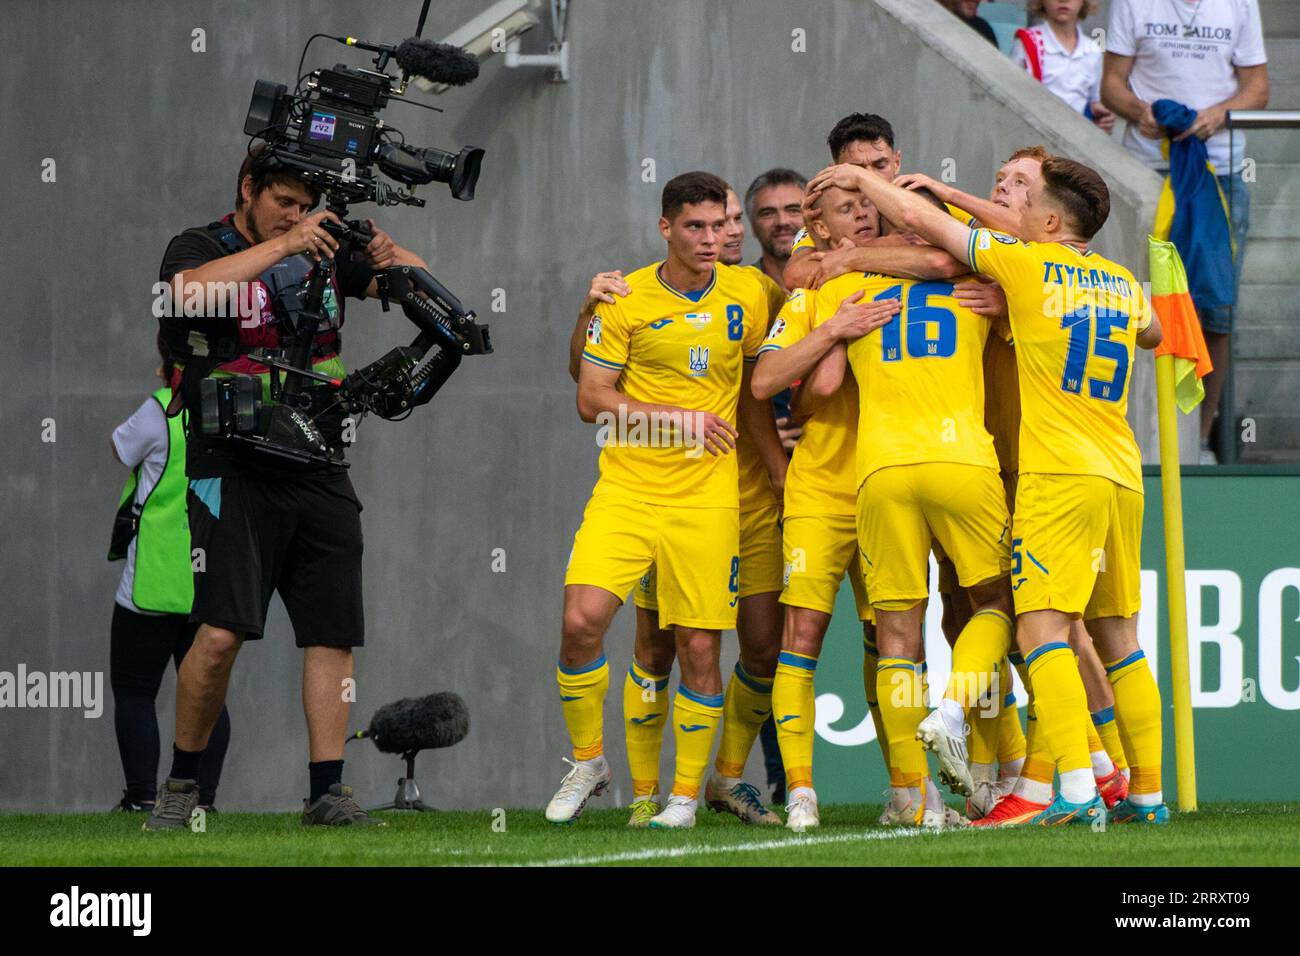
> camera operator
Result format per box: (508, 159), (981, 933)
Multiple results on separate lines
(145, 144), (427, 830)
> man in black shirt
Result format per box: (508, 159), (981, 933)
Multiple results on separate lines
(944, 0), (1000, 46)
(145, 147), (427, 830)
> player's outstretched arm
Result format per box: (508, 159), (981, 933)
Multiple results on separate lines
(892, 173), (1018, 235)
(810, 238), (967, 287)
(809, 165), (975, 269)
(568, 271), (631, 382)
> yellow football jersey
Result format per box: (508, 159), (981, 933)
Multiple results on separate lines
(967, 229), (1151, 493)
(945, 202), (979, 228)
(735, 265), (787, 513)
(757, 290), (859, 518)
(817, 273), (998, 489)
(582, 261), (768, 507)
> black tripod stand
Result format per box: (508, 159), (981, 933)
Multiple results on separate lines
(369, 750), (436, 812)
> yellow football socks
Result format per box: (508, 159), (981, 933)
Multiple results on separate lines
(773, 650), (818, 792)
(944, 608), (1014, 709)
(670, 685), (724, 799)
(1106, 649), (1164, 805)
(1092, 706), (1129, 775)
(557, 655), (609, 761)
(1026, 642), (1095, 803)
(876, 657), (928, 789)
(714, 662), (774, 779)
(863, 635), (890, 768)
(623, 659), (669, 796)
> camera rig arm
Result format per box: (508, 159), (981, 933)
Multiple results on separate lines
(339, 264), (492, 420)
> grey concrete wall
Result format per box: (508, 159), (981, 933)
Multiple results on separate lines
(1, 0), (1175, 813)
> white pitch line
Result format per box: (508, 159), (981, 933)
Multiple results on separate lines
(482, 826), (935, 867)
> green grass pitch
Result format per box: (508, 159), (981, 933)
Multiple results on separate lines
(2, 803), (1296, 866)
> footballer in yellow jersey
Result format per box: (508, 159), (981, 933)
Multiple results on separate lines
(810, 155), (1166, 826)
(809, 189), (1016, 808)
(547, 172), (773, 830)
(625, 186), (788, 826)
(752, 183), (904, 831)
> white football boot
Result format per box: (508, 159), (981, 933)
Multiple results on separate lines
(648, 794), (698, 829)
(544, 756), (612, 824)
(785, 789), (820, 833)
(916, 709), (974, 796)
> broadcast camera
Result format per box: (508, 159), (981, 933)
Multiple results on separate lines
(200, 1), (493, 468)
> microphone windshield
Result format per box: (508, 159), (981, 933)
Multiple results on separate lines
(395, 38), (480, 86)
(366, 692), (470, 753)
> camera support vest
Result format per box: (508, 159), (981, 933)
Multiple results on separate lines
(108, 388), (194, 615)
(160, 214), (346, 410)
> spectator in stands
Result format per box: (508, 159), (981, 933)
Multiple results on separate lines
(1013, 1), (1115, 133)
(941, 0), (999, 46)
(1102, 0), (1269, 462)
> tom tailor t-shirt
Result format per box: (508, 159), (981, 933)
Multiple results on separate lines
(1108, 0), (1268, 171)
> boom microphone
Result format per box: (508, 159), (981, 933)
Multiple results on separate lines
(395, 37), (480, 87)
(355, 692), (470, 754)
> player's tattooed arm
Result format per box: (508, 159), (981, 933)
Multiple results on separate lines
(738, 364), (788, 506)
(569, 271), (632, 382)
(810, 164), (975, 269)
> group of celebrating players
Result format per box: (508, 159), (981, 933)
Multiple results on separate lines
(546, 111), (1170, 833)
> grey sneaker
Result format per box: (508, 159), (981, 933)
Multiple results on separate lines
(302, 784), (387, 827)
(142, 778), (200, 832)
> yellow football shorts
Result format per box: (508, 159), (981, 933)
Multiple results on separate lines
(857, 463), (1011, 610)
(635, 498), (781, 614)
(782, 513), (873, 622)
(565, 492), (740, 630)
(1011, 473), (1142, 619)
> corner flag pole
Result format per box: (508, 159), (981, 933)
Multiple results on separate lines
(1154, 353), (1197, 811)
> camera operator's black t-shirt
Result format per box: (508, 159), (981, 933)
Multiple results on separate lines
(159, 220), (374, 479)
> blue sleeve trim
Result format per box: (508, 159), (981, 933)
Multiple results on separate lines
(581, 351), (624, 371)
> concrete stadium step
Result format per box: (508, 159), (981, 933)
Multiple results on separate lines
(1234, 323), (1300, 360)
(1246, 200), (1300, 239)
(1260, 0), (1300, 39)
(1235, 360), (1300, 410)
(1235, 283), (1300, 328)
(1241, 237), (1300, 284)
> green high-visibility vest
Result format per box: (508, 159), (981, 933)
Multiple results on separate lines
(109, 388), (193, 614)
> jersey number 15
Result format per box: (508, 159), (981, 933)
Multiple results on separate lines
(1061, 304), (1129, 403)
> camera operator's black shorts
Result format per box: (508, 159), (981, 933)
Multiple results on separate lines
(186, 472), (364, 647)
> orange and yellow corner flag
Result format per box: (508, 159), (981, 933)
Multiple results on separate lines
(1149, 236), (1214, 413)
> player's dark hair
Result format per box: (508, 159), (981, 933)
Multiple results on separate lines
(827, 113), (896, 160)
(661, 171), (729, 221)
(236, 144), (321, 211)
(1040, 156), (1110, 239)
(743, 168), (807, 221)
